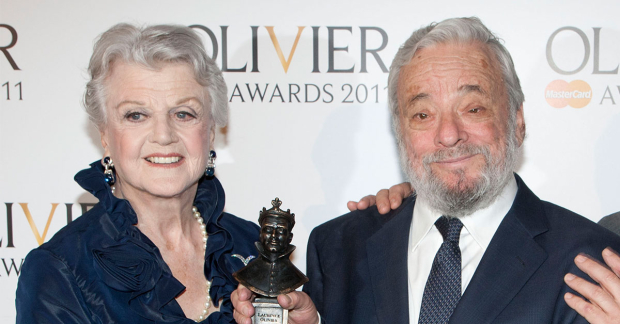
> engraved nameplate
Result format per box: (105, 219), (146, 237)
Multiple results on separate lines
(252, 298), (288, 324)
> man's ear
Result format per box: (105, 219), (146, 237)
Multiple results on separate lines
(516, 105), (526, 146)
(288, 233), (293, 244)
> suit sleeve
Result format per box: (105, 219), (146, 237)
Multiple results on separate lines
(16, 249), (93, 324)
(303, 229), (325, 322)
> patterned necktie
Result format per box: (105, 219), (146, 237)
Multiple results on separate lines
(418, 216), (464, 324)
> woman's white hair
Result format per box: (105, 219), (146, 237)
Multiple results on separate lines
(387, 17), (525, 139)
(83, 23), (228, 130)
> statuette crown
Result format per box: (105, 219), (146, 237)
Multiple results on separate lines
(259, 197), (295, 228)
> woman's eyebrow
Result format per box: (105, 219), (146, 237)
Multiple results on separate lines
(115, 100), (145, 109)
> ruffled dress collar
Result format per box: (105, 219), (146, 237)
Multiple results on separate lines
(74, 161), (240, 323)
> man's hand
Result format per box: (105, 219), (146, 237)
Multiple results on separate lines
(278, 292), (320, 324)
(564, 247), (620, 324)
(232, 285), (320, 324)
(347, 182), (413, 214)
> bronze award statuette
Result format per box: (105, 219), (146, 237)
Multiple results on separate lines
(233, 198), (308, 324)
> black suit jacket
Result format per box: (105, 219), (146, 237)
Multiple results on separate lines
(304, 175), (620, 323)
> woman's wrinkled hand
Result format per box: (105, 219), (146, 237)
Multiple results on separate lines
(346, 182), (413, 214)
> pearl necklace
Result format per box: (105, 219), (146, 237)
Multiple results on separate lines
(192, 206), (212, 322)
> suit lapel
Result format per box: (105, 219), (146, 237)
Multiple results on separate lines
(367, 197), (415, 324)
(450, 175), (550, 323)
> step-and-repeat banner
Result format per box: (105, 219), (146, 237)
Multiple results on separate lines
(1, 0), (619, 321)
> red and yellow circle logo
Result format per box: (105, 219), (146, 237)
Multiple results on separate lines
(545, 80), (592, 108)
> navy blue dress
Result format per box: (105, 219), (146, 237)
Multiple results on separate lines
(16, 162), (259, 323)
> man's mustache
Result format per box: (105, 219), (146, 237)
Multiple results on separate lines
(422, 144), (491, 165)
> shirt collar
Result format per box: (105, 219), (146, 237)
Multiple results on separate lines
(410, 176), (518, 250)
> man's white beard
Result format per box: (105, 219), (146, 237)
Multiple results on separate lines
(399, 134), (519, 217)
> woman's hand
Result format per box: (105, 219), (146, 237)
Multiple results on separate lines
(346, 182), (413, 214)
(232, 285), (319, 324)
(231, 285), (255, 324)
(564, 247), (620, 324)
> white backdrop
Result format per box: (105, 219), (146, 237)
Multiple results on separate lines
(1, 1), (619, 321)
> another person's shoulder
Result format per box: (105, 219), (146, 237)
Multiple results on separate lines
(541, 200), (620, 250)
(598, 211), (620, 236)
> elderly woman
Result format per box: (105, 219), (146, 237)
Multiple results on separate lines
(15, 24), (259, 323)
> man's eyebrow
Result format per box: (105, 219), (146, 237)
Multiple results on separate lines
(459, 84), (488, 97)
(408, 93), (429, 105)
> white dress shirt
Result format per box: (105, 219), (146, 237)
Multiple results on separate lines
(407, 177), (518, 323)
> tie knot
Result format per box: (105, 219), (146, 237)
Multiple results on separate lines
(435, 216), (463, 243)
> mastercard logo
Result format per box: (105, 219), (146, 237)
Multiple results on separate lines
(545, 80), (592, 108)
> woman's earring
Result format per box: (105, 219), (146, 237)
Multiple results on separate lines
(102, 157), (116, 193)
(205, 150), (216, 178)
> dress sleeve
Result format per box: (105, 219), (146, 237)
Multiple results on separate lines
(16, 248), (93, 323)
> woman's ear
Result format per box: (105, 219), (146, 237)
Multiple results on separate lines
(100, 128), (111, 157)
(209, 124), (216, 149)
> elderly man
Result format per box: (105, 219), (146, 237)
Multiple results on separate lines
(233, 17), (620, 324)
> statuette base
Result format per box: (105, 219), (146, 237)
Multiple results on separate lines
(252, 298), (288, 324)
